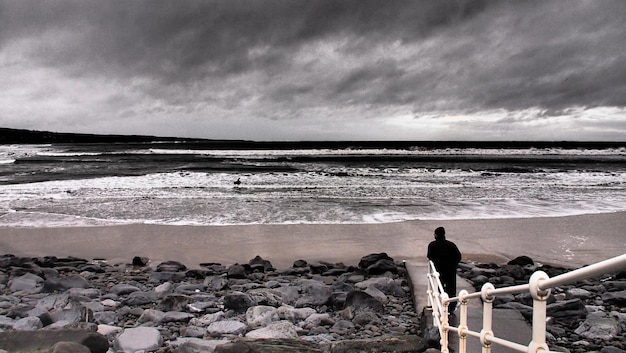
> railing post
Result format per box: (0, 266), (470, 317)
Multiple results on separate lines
(440, 292), (450, 353)
(458, 289), (469, 353)
(480, 283), (495, 353)
(528, 271), (551, 353)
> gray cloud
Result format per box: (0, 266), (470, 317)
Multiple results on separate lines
(0, 0), (624, 140)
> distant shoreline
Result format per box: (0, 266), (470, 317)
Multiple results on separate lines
(1, 127), (624, 148)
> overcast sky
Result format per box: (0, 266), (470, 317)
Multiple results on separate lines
(1, 1), (625, 141)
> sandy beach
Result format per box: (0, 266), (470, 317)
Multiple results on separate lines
(1, 212), (624, 269)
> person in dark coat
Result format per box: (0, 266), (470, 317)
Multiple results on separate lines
(427, 226), (462, 312)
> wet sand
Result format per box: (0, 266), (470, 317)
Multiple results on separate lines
(1, 212), (624, 269)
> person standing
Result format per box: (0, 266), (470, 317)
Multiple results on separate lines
(427, 226), (462, 312)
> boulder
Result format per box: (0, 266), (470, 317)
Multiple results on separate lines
(114, 327), (163, 352)
(156, 260), (187, 272)
(574, 317), (620, 340)
(0, 330), (109, 353)
(245, 320), (299, 339)
(207, 320), (248, 337)
(224, 291), (257, 312)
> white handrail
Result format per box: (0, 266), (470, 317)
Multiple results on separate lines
(427, 253), (626, 353)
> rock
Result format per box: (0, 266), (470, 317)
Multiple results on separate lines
(345, 290), (384, 314)
(132, 256), (149, 267)
(355, 277), (406, 297)
(13, 316), (43, 331)
(245, 320), (299, 339)
(328, 335), (427, 353)
(205, 275), (229, 291)
(138, 309), (165, 324)
(224, 291), (257, 312)
(207, 320), (248, 337)
(567, 288), (593, 299)
(173, 338), (231, 352)
(156, 260), (187, 272)
(154, 281), (174, 298)
(158, 293), (193, 311)
(602, 290), (626, 305)
(51, 341), (91, 353)
(247, 288), (287, 307)
(276, 305), (316, 323)
(246, 306), (280, 328)
(189, 311), (226, 327)
(0, 330), (109, 353)
(122, 290), (155, 305)
(249, 255), (274, 273)
(547, 298), (587, 319)
(574, 317), (620, 340)
(8, 274), (43, 293)
(114, 327), (163, 352)
(215, 338), (322, 353)
(293, 259), (308, 268)
(295, 279), (332, 307)
(507, 256), (534, 266)
(365, 259), (398, 275)
(149, 271), (186, 283)
(358, 253), (394, 270)
(162, 311), (194, 323)
(227, 264), (248, 279)
(110, 283), (141, 295)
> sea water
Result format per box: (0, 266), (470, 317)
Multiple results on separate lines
(0, 142), (625, 227)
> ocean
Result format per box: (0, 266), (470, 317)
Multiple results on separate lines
(1, 141), (625, 227)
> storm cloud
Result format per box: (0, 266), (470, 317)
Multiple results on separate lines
(0, 0), (624, 140)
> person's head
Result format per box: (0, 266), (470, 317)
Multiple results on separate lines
(434, 226), (446, 240)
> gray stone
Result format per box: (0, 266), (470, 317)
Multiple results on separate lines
(114, 327), (163, 352)
(162, 311), (194, 323)
(189, 311), (226, 327)
(0, 330), (109, 353)
(8, 274), (43, 292)
(154, 281), (174, 298)
(574, 317), (620, 340)
(247, 288), (287, 307)
(224, 291), (257, 312)
(51, 341), (91, 353)
(123, 291), (155, 305)
(329, 335), (426, 353)
(13, 316), (43, 331)
(295, 279), (332, 307)
(207, 320), (248, 337)
(138, 308), (165, 324)
(215, 338), (322, 353)
(245, 320), (299, 339)
(276, 305), (316, 323)
(172, 338), (230, 352)
(110, 283), (141, 295)
(246, 306), (280, 329)
(182, 325), (206, 338)
(93, 311), (117, 325)
(156, 260), (187, 272)
(602, 290), (626, 305)
(150, 271), (186, 283)
(158, 293), (193, 311)
(345, 290), (384, 314)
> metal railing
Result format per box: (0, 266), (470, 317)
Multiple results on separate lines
(426, 253), (626, 353)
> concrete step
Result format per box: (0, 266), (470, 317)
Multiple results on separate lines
(405, 261), (532, 353)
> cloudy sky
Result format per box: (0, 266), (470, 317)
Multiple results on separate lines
(1, 1), (625, 141)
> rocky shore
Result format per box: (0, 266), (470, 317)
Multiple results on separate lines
(0, 253), (423, 353)
(457, 256), (626, 353)
(2, 251), (625, 353)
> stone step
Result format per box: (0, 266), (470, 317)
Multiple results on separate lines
(405, 261), (532, 353)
